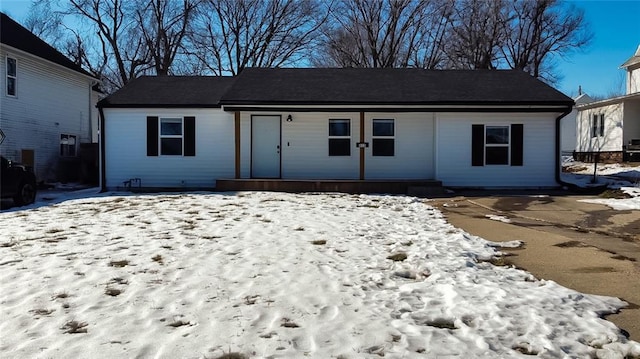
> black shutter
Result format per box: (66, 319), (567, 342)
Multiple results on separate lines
(511, 124), (523, 166)
(184, 116), (196, 156)
(471, 124), (484, 166)
(147, 116), (158, 156)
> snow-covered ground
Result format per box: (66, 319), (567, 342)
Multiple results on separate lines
(563, 160), (640, 210)
(1, 191), (639, 358)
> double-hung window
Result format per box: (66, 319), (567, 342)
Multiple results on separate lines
(372, 119), (394, 156)
(160, 118), (183, 155)
(60, 134), (77, 157)
(328, 119), (351, 156)
(485, 126), (509, 165)
(6, 56), (17, 97)
(147, 116), (196, 157)
(472, 124), (523, 166)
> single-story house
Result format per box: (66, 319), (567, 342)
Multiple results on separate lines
(575, 45), (640, 162)
(97, 68), (574, 192)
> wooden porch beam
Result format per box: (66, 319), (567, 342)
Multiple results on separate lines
(235, 111), (241, 179)
(360, 111), (365, 180)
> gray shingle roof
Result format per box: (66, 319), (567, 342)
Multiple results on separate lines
(1, 12), (95, 78)
(97, 76), (237, 108)
(98, 68), (573, 108)
(220, 68), (572, 106)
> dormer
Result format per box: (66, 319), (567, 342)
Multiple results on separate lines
(621, 44), (640, 95)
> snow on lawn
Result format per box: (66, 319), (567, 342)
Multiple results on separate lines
(1, 192), (639, 359)
(580, 187), (640, 211)
(562, 160), (640, 210)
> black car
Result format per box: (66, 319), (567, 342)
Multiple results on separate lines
(1, 156), (37, 206)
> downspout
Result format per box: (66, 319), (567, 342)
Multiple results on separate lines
(555, 105), (574, 188)
(98, 106), (107, 192)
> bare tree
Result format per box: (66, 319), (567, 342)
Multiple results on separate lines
(25, 1), (101, 74)
(68, 0), (151, 90)
(410, 0), (453, 69)
(189, 0), (324, 75)
(445, 0), (508, 70)
(316, 0), (434, 68)
(24, 0), (65, 44)
(136, 0), (198, 76)
(502, 0), (592, 83)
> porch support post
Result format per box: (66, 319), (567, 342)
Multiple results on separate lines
(359, 111), (365, 180)
(235, 111), (241, 179)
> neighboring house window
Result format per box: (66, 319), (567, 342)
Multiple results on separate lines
(328, 119), (351, 156)
(6, 56), (17, 96)
(60, 134), (77, 157)
(591, 114), (605, 138)
(372, 119), (394, 156)
(472, 124), (523, 166)
(146, 116), (196, 157)
(599, 114), (605, 137)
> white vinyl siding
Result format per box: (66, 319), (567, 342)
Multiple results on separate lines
(103, 108), (234, 189)
(436, 113), (556, 188)
(623, 101), (640, 145)
(0, 45), (94, 181)
(240, 112), (360, 179)
(576, 103), (624, 152)
(365, 113), (434, 179)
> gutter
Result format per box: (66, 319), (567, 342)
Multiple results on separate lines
(98, 106), (107, 192)
(555, 105), (575, 188)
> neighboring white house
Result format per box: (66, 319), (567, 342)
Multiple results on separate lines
(0, 13), (99, 183)
(561, 92), (593, 154)
(575, 45), (640, 162)
(98, 69), (574, 191)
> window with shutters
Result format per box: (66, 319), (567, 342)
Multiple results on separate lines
(6, 56), (17, 97)
(472, 124), (523, 166)
(147, 116), (196, 157)
(328, 119), (351, 156)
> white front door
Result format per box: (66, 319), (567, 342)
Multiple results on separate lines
(252, 115), (281, 178)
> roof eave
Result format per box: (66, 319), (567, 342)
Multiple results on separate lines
(1, 43), (98, 81)
(97, 103), (223, 109)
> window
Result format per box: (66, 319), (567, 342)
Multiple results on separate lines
(599, 114), (605, 137)
(485, 126), (509, 165)
(328, 119), (351, 156)
(591, 114), (605, 138)
(6, 56), (16, 96)
(60, 134), (77, 157)
(372, 119), (394, 156)
(160, 118), (183, 155)
(147, 116), (195, 157)
(471, 124), (523, 167)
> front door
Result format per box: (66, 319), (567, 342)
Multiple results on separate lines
(251, 115), (281, 178)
